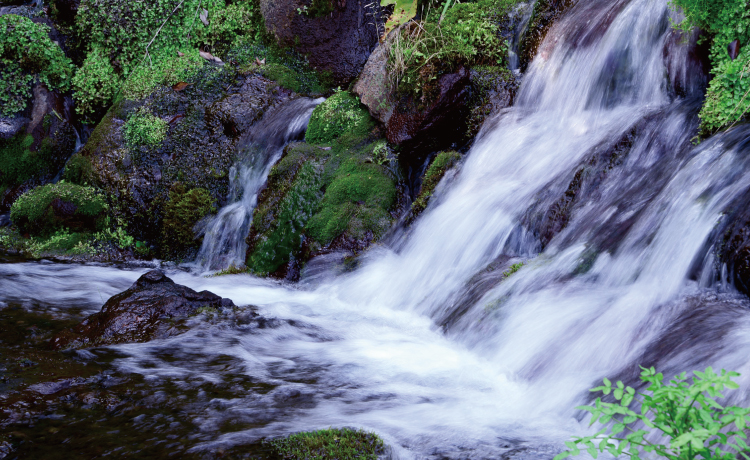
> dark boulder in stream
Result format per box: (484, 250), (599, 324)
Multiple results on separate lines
(51, 270), (234, 349)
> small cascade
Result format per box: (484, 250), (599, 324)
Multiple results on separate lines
(193, 98), (323, 272)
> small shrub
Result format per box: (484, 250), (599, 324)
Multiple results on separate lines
(267, 428), (385, 460)
(0, 14), (74, 116)
(122, 107), (168, 148)
(305, 92), (374, 144)
(161, 184), (216, 257)
(557, 367), (750, 460)
(10, 182), (108, 236)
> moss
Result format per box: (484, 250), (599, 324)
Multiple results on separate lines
(266, 428), (385, 460)
(10, 182), (108, 237)
(248, 161), (323, 275)
(231, 41), (331, 95)
(122, 107), (168, 148)
(0, 14), (74, 116)
(305, 92), (374, 144)
(161, 184), (216, 258)
(62, 154), (96, 186)
(306, 155), (397, 245)
(411, 150), (461, 216)
(467, 65), (515, 136)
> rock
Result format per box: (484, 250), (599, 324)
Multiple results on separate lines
(386, 66), (472, 160)
(50, 0), (80, 26)
(0, 116), (29, 140)
(663, 25), (710, 98)
(260, 0), (382, 85)
(69, 70), (289, 249)
(50, 270), (235, 349)
(352, 40), (396, 124)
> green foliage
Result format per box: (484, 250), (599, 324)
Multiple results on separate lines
(23, 228), (95, 258)
(62, 154), (95, 186)
(72, 47), (121, 119)
(229, 41), (331, 94)
(122, 107), (168, 148)
(121, 49), (204, 100)
(72, 0), (263, 117)
(248, 161), (322, 275)
(161, 184), (216, 257)
(557, 367), (750, 460)
(306, 155), (397, 245)
(0, 132), (73, 189)
(502, 262), (524, 278)
(388, 0), (509, 100)
(411, 150), (460, 215)
(305, 92), (374, 144)
(0, 14), (74, 116)
(669, 0), (750, 132)
(10, 182), (108, 236)
(267, 428), (385, 460)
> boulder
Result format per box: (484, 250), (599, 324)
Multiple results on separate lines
(352, 40), (396, 125)
(68, 70), (291, 248)
(50, 270), (235, 349)
(386, 66), (472, 160)
(260, 0), (382, 85)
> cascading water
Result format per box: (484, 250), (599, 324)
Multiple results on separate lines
(4, 0), (750, 457)
(193, 97), (323, 272)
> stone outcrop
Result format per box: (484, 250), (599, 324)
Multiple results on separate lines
(260, 0), (382, 85)
(51, 270), (235, 348)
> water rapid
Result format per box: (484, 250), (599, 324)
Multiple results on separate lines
(193, 97), (323, 272)
(4, 0), (750, 457)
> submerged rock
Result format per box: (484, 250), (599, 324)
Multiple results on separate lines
(50, 270), (235, 349)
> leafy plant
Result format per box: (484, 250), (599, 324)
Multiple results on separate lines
(305, 91), (374, 144)
(0, 14), (74, 116)
(556, 367), (750, 460)
(72, 47), (121, 119)
(669, 0), (750, 132)
(122, 107), (168, 148)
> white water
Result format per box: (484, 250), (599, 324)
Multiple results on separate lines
(4, 0), (750, 457)
(194, 98), (323, 272)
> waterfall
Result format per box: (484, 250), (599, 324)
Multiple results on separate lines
(5, 0), (750, 457)
(193, 97), (323, 272)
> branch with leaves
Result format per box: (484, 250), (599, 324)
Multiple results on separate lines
(556, 367), (750, 460)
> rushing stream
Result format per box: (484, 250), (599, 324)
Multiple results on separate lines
(4, 0), (750, 458)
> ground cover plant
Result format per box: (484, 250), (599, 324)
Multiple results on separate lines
(670, 0), (750, 133)
(0, 14), (74, 116)
(557, 367), (750, 460)
(266, 428), (385, 460)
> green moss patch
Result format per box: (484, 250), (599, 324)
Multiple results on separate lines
(411, 150), (460, 217)
(122, 107), (168, 148)
(161, 184), (216, 258)
(305, 92), (374, 144)
(0, 14), (73, 116)
(10, 182), (108, 237)
(266, 428), (385, 460)
(306, 156), (397, 245)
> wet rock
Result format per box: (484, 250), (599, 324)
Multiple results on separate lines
(69, 70), (289, 248)
(0, 116), (28, 140)
(50, 270), (235, 349)
(386, 66), (472, 160)
(519, 0), (579, 71)
(467, 67), (518, 138)
(352, 40), (396, 124)
(260, 0), (382, 85)
(663, 26), (710, 98)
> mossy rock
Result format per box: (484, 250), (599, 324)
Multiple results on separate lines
(266, 428), (385, 460)
(305, 91), (375, 145)
(246, 134), (401, 278)
(161, 184), (217, 259)
(410, 150), (461, 218)
(10, 182), (108, 236)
